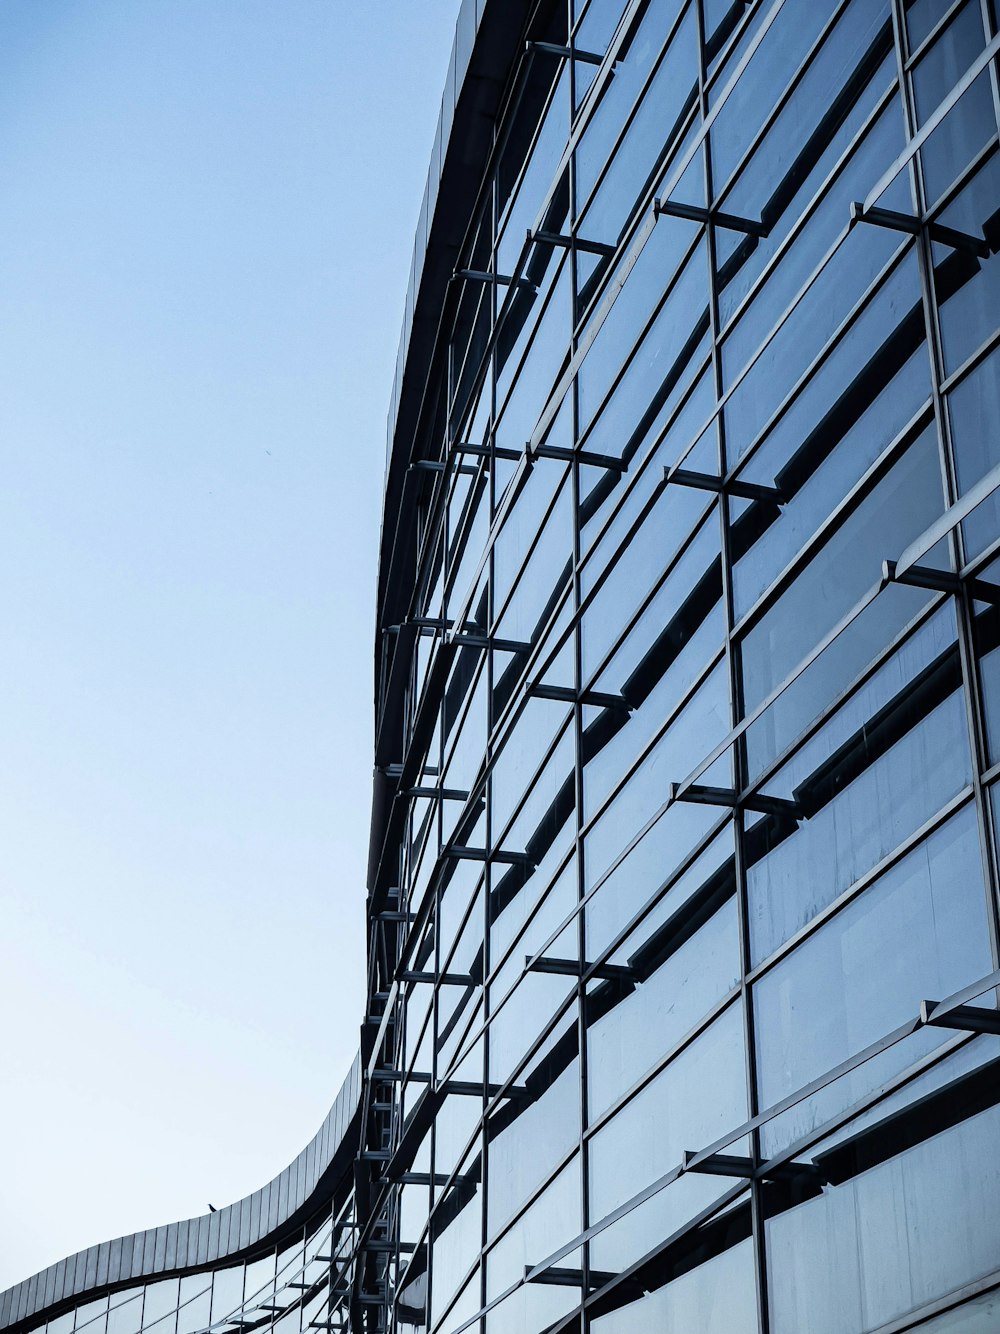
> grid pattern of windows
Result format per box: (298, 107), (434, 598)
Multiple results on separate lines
(363, 2), (1000, 1333)
(4, 5), (1000, 1334)
(27, 1212), (353, 1334)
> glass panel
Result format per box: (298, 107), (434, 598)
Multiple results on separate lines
(767, 1102), (1000, 1334)
(747, 602), (971, 962)
(140, 1282), (178, 1334)
(175, 1280), (211, 1334)
(589, 1001), (748, 1220)
(586, 891), (740, 1118)
(105, 1295), (143, 1334)
(210, 1268), (244, 1324)
(740, 423), (944, 718)
(911, 2), (994, 206)
(710, 0), (831, 190)
(731, 254), (929, 620)
(933, 154), (1000, 377)
(948, 343), (1000, 562)
(485, 1158), (581, 1314)
(575, 0), (685, 212)
(590, 1236), (758, 1334)
(428, 1147), (482, 1330)
(754, 803), (991, 1150)
(486, 1034), (580, 1236)
(588, 1002), (749, 1274)
(583, 6), (699, 245)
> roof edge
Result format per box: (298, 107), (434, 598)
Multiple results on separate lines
(0, 1056), (362, 1333)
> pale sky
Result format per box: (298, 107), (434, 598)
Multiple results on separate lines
(0, 0), (460, 1292)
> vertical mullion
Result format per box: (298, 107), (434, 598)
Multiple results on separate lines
(898, 0), (1000, 971)
(568, 14), (591, 1322)
(977, 0), (1000, 958)
(479, 113), (503, 1334)
(698, 0), (768, 1328)
(980, 0), (1000, 129)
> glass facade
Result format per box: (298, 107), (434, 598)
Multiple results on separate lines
(5, 3), (1000, 1334)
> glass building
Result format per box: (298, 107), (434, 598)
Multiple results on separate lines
(5, 1), (1000, 1332)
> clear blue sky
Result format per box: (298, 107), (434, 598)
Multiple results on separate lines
(0, 0), (460, 1291)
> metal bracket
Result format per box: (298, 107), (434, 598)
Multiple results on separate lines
(664, 465), (784, 504)
(529, 227), (616, 258)
(452, 632), (532, 652)
(409, 459), (479, 477)
(850, 201), (989, 258)
(411, 617), (452, 631)
(681, 1151), (822, 1183)
(441, 1079), (530, 1099)
(444, 844), (533, 866)
(454, 441), (522, 462)
(403, 786), (469, 801)
(451, 268), (536, 292)
(527, 954), (635, 982)
(526, 39), (604, 65)
(882, 559), (1000, 604)
(398, 970), (476, 987)
(531, 442), (627, 471)
(391, 1171), (469, 1186)
(527, 682), (630, 710)
(920, 999), (1000, 1034)
(668, 782), (801, 819)
(654, 198), (769, 237)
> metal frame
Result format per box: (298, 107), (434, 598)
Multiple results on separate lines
(10, 5), (1000, 1334)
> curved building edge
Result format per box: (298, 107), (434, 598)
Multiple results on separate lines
(0, 1056), (361, 1333)
(0, 0), (528, 1327)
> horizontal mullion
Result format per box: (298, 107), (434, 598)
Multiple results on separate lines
(939, 321), (1000, 400)
(730, 396), (933, 643)
(578, 643), (727, 845)
(579, 498), (718, 696)
(574, 225), (705, 457)
(715, 72), (900, 343)
(575, 345), (715, 573)
(863, 28), (1000, 214)
(738, 587), (949, 800)
(571, 0), (696, 230)
(657, 212), (912, 517)
(718, 222), (912, 445)
(706, 0), (858, 213)
(746, 785), (974, 988)
(583, 987), (742, 1143)
(904, 0), (973, 73)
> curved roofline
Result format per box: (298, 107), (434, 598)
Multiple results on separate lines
(0, 1057), (361, 1333)
(366, 0), (554, 902)
(1, 0), (537, 1324)
(374, 0), (536, 628)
